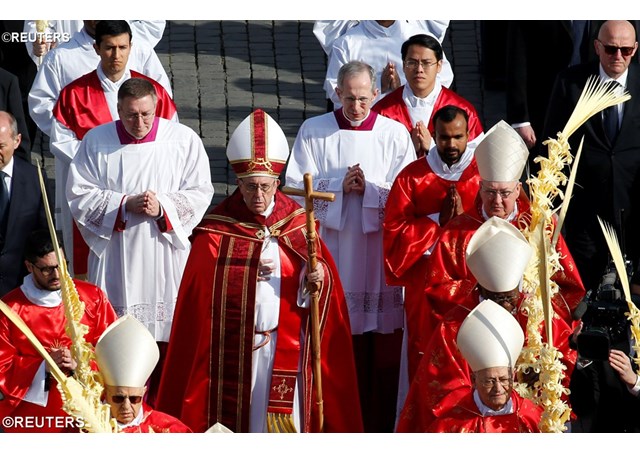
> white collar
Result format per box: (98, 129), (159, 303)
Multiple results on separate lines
(342, 108), (370, 127)
(1, 155), (14, 179)
(402, 82), (441, 108)
(426, 143), (475, 181)
(599, 65), (629, 88)
(96, 64), (131, 92)
(20, 274), (62, 307)
(362, 20), (400, 38)
(262, 197), (276, 219)
(473, 389), (514, 416)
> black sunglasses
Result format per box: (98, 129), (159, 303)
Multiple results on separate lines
(598, 40), (635, 57)
(111, 395), (143, 404)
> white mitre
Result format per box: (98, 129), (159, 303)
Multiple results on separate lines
(457, 299), (525, 371)
(95, 315), (160, 387)
(475, 120), (529, 182)
(465, 217), (532, 293)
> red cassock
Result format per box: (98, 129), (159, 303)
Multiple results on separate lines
(396, 300), (576, 432)
(52, 69), (177, 276)
(426, 388), (542, 433)
(120, 404), (192, 433)
(383, 156), (481, 380)
(156, 190), (363, 433)
(0, 280), (117, 433)
(423, 196), (585, 342)
(372, 85), (484, 146)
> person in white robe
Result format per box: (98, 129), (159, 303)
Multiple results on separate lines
(323, 20), (452, 107)
(28, 20), (172, 137)
(285, 60), (414, 431)
(50, 21), (178, 276)
(66, 78), (213, 342)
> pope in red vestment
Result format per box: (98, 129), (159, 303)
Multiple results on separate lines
(383, 106), (481, 381)
(426, 388), (542, 433)
(0, 278), (117, 433)
(156, 190), (363, 433)
(119, 403), (192, 433)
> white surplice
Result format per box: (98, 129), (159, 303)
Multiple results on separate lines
(66, 118), (213, 341)
(285, 111), (415, 334)
(28, 27), (172, 137)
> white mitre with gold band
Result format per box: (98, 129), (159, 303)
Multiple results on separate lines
(457, 299), (525, 371)
(475, 120), (529, 182)
(466, 216), (532, 293)
(95, 315), (160, 387)
(226, 109), (290, 178)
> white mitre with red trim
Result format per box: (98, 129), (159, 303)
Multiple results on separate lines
(226, 109), (290, 178)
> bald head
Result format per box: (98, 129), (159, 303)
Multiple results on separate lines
(0, 111), (20, 171)
(596, 20), (638, 79)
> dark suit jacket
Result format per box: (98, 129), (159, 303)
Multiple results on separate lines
(0, 67), (31, 159)
(0, 157), (49, 297)
(543, 62), (640, 287)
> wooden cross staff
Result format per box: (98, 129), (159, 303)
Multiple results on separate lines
(281, 173), (334, 432)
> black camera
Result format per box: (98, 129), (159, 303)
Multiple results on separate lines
(576, 266), (632, 361)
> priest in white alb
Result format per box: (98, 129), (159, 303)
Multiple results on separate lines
(285, 60), (415, 432)
(66, 77), (213, 403)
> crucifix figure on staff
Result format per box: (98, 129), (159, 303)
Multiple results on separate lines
(155, 109), (363, 433)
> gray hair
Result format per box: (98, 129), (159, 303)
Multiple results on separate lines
(337, 61), (376, 93)
(0, 111), (18, 138)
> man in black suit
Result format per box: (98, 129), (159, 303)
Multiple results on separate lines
(542, 20), (640, 292)
(0, 111), (48, 297)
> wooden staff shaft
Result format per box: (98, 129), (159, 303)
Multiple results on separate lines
(281, 174), (334, 432)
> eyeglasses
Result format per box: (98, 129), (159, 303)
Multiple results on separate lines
(598, 40), (635, 57)
(478, 377), (512, 390)
(123, 111), (155, 121)
(404, 59), (438, 70)
(241, 181), (277, 193)
(341, 96), (372, 106)
(111, 395), (143, 404)
(481, 187), (517, 199)
(32, 263), (61, 276)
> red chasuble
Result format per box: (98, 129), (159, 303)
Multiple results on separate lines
(426, 389), (542, 433)
(52, 69), (177, 276)
(396, 299), (576, 432)
(120, 404), (192, 433)
(156, 190), (363, 433)
(0, 280), (117, 433)
(423, 195), (585, 344)
(372, 85), (484, 149)
(383, 156), (481, 380)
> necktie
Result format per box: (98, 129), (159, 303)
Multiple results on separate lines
(603, 81), (621, 144)
(0, 171), (8, 226)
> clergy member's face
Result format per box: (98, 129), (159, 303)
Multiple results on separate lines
(336, 71), (378, 122)
(403, 44), (442, 98)
(479, 181), (521, 219)
(25, 251), (64, 291)
(105, 385), (146, 425)
(473, 366), (513, 411)
(434, 114), (469, 166)
(238, 176), (280, 215)
(94, 33), (131, 81)
(118, 94), (156, 139)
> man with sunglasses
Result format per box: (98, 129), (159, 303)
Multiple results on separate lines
(422, 121), (584, 348)
(543, 20), (640, 293)
(96, 315), (190, 432)
(0, 230), (117, 432)
(373, 34), (483, 158)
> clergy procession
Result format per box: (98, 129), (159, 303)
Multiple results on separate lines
(1, 18), (640, 434)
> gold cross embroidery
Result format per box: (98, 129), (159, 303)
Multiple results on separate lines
(273, 378), (293, 400)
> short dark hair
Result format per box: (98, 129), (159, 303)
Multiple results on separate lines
(433, 105), (469, 128)
(95, 20), (132, 47)
(118, 78), (157, 103)
(401, 34), (443, 62)
(24, 230), (63, 263)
